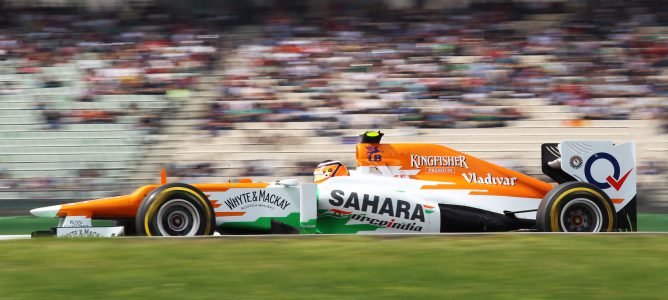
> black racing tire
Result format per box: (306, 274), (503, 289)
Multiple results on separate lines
(537, 181), (617, 232)
(112, 219), (136, 236)
(135, 183), (215, 236)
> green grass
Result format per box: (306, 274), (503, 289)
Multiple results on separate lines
(0, 235), (667, 299)
(0, 216), (60, 235)
(636, 213), (668, 231)
(0, 216), (111, 235)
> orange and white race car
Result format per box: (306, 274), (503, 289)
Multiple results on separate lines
(30, 131), (637, 237)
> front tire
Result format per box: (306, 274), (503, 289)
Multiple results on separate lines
(135, 183), (215, 236)
(537, 182), (616, 232)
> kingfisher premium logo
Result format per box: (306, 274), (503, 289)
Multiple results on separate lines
(410, 155), (469, 169)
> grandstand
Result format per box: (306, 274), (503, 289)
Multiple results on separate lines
(0, 6), (218, 213)
(132, 13), (668, 209)
(0, 1), (667, 214)
(136, 99), (667, 208)
(0, 61), (172, 212)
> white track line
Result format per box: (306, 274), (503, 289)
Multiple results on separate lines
(0, 235), (31, 240)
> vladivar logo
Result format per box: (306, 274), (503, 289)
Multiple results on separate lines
(462, 173), (518, 186)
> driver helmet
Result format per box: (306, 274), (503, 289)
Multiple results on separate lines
(313, 160), (349, 183)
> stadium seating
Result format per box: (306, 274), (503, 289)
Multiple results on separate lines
(0, 6), (666, 213)
(0, 63), (170, 210)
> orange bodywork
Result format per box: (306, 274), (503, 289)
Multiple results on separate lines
(357, 143), (553, 199)
(56, 142), (553, 219)
(56, 182), (269, 219)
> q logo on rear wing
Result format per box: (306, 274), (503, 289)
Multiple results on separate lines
(584, 152), (634, 191)
(559, 140), (636, 207)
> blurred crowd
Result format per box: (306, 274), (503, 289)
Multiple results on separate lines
(0, 165), (106, 192)
(1, 4), (667, 134)
(0, 3), (666, 205)
(205, 3), (667, 135)
(0, 9), (219, 94)
(0, 8), (221, 135)
(0, 8), (226, 194)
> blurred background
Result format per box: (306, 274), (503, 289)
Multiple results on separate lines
(0, 0), (666, 216)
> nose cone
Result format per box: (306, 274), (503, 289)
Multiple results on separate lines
(30, 205), (62, 218)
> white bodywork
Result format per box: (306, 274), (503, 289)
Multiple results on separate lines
(559, 140), (637, 209)
(316, 172), (541, 233)
(211, 184), (301, 225)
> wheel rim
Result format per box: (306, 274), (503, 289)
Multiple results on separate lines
(559, 198), (603, 232)
(156, 199), (200, 236)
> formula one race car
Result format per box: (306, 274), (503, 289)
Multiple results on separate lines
(30, 131), (637, 237)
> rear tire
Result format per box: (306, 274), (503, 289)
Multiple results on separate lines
(537, 181), (616, 232)
(135, 183), (215, 236)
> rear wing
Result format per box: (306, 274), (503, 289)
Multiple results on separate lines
(541, 141), (637, 231)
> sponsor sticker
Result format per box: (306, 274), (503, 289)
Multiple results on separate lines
(462, 173), (518, 186)
(410, 155), (469, 169)
(224, 190), (291, 211)
(569, 155), (583, 169)
(56, 226), (124, 237)
(328, 190), (426, 222)
(425, 167), (455, 174)
(62, 228), (105, 237)
(584, 152), (633, 191)
(366, 145), (382, 162)
(321, 208), (425, 232)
